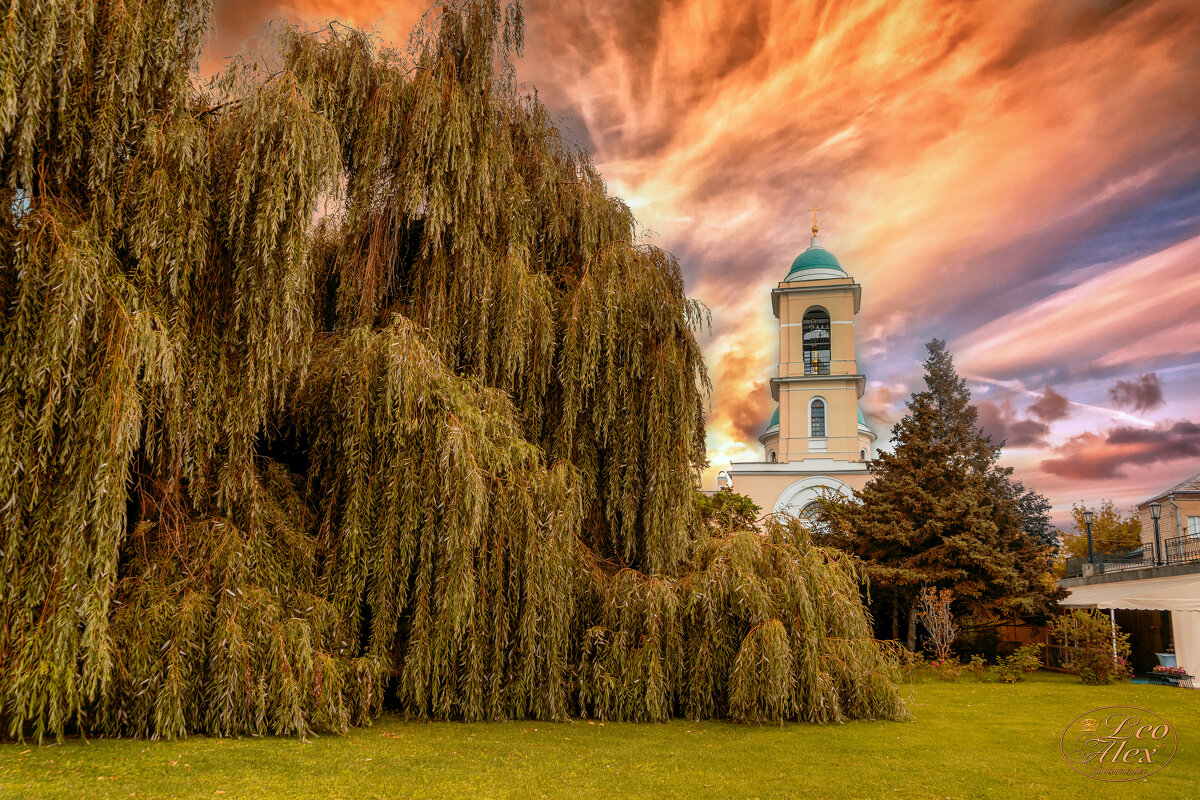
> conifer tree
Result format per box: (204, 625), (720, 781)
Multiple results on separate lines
(695, 488), (761, 532)
(1017, 485), (1057, 553)
(824, 341), (1061, 649)
(0, 0), (906, 740)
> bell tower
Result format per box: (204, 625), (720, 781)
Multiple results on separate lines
(762, 214), (873, 463)
(731, 212), (876, 516)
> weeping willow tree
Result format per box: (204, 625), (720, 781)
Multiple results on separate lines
(0, 0), (906, 741)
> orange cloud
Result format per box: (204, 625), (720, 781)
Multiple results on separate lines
(208, 0), (1200, 514)
(207, 1), (427, 72)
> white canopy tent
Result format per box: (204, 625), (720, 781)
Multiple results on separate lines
(1061, 574), (1200, 612)
(1061, 573), (1200, 685)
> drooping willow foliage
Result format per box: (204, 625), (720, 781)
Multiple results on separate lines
(576, 524), (907, 724)
(0, 0), (906, 741)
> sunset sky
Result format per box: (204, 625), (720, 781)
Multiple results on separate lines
(210, 0), (1200, 525)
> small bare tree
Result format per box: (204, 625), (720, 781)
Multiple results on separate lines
(916, 587), (958, 662)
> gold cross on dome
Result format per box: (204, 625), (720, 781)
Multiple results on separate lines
(808, 205), (822, 235)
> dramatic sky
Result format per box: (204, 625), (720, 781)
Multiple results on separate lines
(209, 0), (1200, 525)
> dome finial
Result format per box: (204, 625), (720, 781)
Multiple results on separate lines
(807, 204), (822, 246)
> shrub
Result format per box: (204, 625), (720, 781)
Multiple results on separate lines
(967, 654), (989, 680)
(993, 643), (1043, 683)
(915, 587), (958, 663)
(1048, 610), (1131, 685)
(696, 488), (762, 532)
(930, 658), (964, 682)
(897, 649), (927, 682)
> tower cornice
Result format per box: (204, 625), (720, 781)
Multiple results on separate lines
(770, 374), (866, 400)
(771, 282), (861, 318)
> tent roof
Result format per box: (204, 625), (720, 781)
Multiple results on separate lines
(1061, 573), (1200, 612)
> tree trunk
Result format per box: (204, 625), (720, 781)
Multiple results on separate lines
(892, 594), (901, 641)
(906, 604), (918, 652)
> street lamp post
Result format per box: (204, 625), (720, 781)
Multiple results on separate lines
(1083, 509), (1096, 568)
(1151, 502), (1163, 566)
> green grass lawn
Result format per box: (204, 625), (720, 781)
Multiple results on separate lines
(2, 672), (1197, 799)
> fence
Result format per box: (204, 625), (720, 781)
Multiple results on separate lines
(1063, 550), (1148, 578)
(1164, 534), (1200, 565)
(1062, 538), (1200, 578)
(1043, 643), (1081, 672)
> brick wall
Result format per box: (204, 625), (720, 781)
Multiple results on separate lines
(1137, 495), (1200, 556)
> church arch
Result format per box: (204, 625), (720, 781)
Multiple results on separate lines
(773, 476), (854, 516)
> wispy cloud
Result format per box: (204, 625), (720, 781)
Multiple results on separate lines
(209, 0), (1200, 515)
(956, 235), (1200, 382)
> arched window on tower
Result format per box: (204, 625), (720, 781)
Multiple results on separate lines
(810, 399), (826, 438)
(802, 308), (831, 375)
(769, 450), (777, 463)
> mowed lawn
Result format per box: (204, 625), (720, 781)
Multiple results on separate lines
(3, 673), (1198, 800)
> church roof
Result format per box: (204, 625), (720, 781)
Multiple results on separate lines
(784, 236), (847, 282)
(857, 407), (866, 426)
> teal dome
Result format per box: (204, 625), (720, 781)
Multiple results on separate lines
(857, 407), (866, 426)
(785, 246), (845, 281)
(767, 407), (779, 430)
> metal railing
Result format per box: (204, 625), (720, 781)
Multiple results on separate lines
(1164, 534), (1200, 565)
(779, 360), (857, 377)
(1063, 549), (1148, 578)
(1064, 537), (1200, 578)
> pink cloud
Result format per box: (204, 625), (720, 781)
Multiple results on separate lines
(957, 235), (1200, 380)
(1109, 373), (1166, 413)
(1042, 421), (1200, 480)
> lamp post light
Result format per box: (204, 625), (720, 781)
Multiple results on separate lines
(1150, 502), (1163, 566)
(1083, 509), (1096, 567)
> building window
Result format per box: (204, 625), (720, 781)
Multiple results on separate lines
(1189, 516), (1200, 538)
(768, 450), (777, 463)
(802, 308), (831, 375)
(802, 501), (829, 534)
(810, 399), (826, 438)
(860, 449), (867, 461)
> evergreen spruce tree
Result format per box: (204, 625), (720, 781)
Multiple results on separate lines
(0, 0), (906, 740)
(1016, 484), (1057, 553)
(825, 340), (1061, 650)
